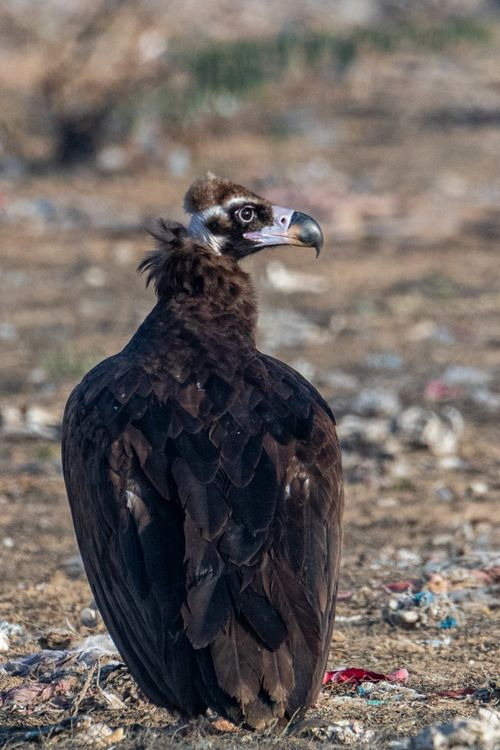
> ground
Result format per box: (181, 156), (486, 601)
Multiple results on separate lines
(1, 15), (500, 747)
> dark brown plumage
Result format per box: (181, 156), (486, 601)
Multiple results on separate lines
(62, 174), (343, 729)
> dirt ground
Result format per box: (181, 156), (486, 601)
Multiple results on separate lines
(1, 23), (500, 747)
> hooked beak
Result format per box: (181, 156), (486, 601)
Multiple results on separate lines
(243, 205), (324, 257)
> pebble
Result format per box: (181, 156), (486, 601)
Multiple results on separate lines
(62, 555), (85, 579)
(80, 607), (99, 628)
(351, 388), (401, 417)
(433, 484), (454, 502)
(442, 365), (491, 388)
(469, 481), (489, 497)
(83, 266), (107, 288)
(410, 320), (456, 345)
(365, 352), (403, 371)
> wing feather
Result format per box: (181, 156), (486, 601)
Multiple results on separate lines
(62, 346), (343, 725)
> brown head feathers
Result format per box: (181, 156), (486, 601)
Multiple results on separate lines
(184, 172), (263, 213)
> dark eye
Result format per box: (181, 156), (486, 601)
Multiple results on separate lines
(236, 206), (255, 224)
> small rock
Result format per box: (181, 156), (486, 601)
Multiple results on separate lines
(469, 481), (489, 497)
(433, 484), (454, 503)
(62, 555), (85, 579)
(351, 388), (401, 417)
(83, 266), (107, 288)
(80, 607), (99, 628)
(0, 322), (17, 341)
(410, 320), (456, 345)
(365, 352), (403, 371)
(97, 146), (130, 173)
(442, 365), (491, 388)
(438, 456), (467, 471)
(470, 388), (500, 412)
(167, 147), (191, 177)
(396, 708), (500, 749)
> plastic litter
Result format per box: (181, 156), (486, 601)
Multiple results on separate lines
(323, 666), (409, 686)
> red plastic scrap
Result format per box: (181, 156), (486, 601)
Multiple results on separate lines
(432, 687), (475, 699)
(384, 580), (419, 593)
(0, 679), (71, 708)
(424, 380), (461, 402)
(337, 590), (354, 601)
(323, 667), (409, 686)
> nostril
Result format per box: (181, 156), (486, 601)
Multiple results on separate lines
(280, 216), (287, 225)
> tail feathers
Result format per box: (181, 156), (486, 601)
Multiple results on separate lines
(202, 617), (294, 728)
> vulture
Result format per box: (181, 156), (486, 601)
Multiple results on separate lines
(62, 173), (343, 729)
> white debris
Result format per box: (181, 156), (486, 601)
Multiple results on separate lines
(442, 366), (491, 388)
(338, 414), (391, 445)
(76, 721), (124, 748)
(265, 260), (330, 294)
(391, 708), (500, 749)
(0, 405), (60, 440)
(396, 406), (464, 456)
(258, 308), (330, 351)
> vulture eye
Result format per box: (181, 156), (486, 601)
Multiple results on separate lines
(236, 206), (255, 224)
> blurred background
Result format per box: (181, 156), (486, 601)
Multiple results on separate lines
(0, 0), (499, 745)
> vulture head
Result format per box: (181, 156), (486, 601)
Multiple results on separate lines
(184, 172), (324, 259)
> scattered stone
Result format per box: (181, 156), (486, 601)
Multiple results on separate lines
(96, 146), (131, 173)
(442, 365), (491, 388)
(433, 484), (454, 502)
(0, 322), (17, 341)
(351, 388), (401, 417)
(338, 414), (391, 447)
(80, 606), (100, 628)
(365, 352), (403, 371)
(62, 554), (85, 579)
(391, 708), (500, 749)
(470, 388), (500, 412)
(469, 481), (489, 497)
(410, 321), (456, 345)
(83, 266), (107, 288)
